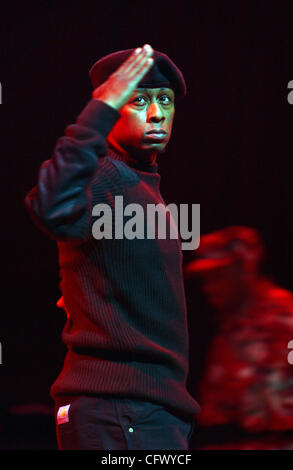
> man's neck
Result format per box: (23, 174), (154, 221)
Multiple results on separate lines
(107, 141), (159, 173)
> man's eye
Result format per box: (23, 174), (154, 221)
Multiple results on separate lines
(159, 95), (172, 104)
(133, 96), (147, 105)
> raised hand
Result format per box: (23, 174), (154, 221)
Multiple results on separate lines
(92, 44), (154, 111)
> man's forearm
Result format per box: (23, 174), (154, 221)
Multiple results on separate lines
(24, 99), (120, 241)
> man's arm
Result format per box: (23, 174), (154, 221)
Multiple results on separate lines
(24, 100), (120, 241)
(24, 44), (154, 241)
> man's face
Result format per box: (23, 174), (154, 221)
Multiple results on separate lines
(107, 87), (175, 158)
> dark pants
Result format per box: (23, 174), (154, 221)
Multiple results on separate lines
(54, 394), (195, 450)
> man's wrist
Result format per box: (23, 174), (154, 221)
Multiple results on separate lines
(92, 90), (120, 111)
(92, 97), (119, 111)
(76, 99), (120, 137)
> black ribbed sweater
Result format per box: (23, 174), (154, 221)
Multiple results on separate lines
(24, 98), (200, 419)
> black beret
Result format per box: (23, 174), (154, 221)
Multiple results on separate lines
(89, 48), (186, 99)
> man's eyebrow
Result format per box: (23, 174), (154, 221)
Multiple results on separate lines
(134, 88), (174, 94)
(133, 88), (149, 94)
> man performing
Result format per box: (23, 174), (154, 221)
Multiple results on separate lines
(24, 44), (200, 450)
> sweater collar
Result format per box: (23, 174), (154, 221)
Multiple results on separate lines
(106, 143), (159, 174)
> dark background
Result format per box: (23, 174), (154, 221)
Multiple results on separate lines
(1, 0), (293, 449)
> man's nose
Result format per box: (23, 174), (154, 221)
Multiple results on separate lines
(147, 103), (165, 122)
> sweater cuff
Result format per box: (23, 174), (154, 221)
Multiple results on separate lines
(76, 99), (121, 139)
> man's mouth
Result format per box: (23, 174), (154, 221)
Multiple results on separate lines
(145, 129), (168, 140)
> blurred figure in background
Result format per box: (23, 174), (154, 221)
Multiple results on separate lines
(185, 226), (293, 449)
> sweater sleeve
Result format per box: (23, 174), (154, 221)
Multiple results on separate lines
(24, 99), (121, 241)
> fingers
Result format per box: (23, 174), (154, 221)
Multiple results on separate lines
(129, 50), (153, 79)
(119, 44), (153, 76)
(119, 47), (144, 74)
(132, 56), (154, 84)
